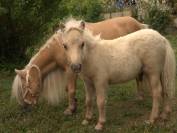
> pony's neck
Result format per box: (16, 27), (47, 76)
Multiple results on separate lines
(26, 36), (57, 78)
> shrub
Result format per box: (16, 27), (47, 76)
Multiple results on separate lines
(144, 5), (171, 32)
(0, 0), (103, 70)
(65, 0), (103, 22)
(0, 0), (67, 64)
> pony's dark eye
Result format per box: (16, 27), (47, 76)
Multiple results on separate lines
(81, 42), (85, 49)
(63, 44), (68, 50)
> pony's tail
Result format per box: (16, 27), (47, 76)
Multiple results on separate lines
(41, 68), (68, 105)
(161, 41), (176, 100)
(140, 23), (149, 29)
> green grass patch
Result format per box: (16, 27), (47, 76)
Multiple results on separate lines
(0, 34), (177, 133)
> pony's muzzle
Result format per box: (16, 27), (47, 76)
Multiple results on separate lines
(21, 103), (32, 112)
(71, 64), (82, 73)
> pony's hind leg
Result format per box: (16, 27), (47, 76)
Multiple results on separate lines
(160, 93), (172, 121)
(64, 74), (77, 115)
(82, 79), (95, 125)
(147, 73), (162, 124)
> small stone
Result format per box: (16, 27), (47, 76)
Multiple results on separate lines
(82, 119), (89, 125)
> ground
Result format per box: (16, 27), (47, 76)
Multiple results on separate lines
(0, 34), (177, 133)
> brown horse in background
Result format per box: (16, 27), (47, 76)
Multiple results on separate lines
(12, 16), (148, 114)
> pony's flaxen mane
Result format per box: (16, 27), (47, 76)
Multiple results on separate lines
(41, 68), (67, 104)
(12, 32), (67, 105)
(12, 75), (24, 105)
(28, 32), (62, 66)
(83, 29), (101, 45)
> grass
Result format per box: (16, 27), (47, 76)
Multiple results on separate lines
(0, 34), (177, 133)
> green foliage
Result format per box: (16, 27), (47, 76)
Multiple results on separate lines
(65, 0), (103, 22)
(131, 7), (138, 20)
(144, 3), (171, 33)
(0, 0), (103, 70)
(0, 0), (65, 65)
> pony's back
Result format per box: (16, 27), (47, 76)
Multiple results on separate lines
(86, 16), (148, 39)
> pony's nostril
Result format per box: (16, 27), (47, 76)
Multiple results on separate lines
(71, 64), (82, 73)
(78, 64), (81, 70)
(71, 64), (75, 71)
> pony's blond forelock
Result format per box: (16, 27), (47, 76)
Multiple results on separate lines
(64, 17), (82, 32)
(64, 19), (101, 47)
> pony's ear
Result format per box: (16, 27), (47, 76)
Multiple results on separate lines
(59, 22), (65, 30)
(29, 67), (40, 83)
(79, 21), (85, 30)
(53, 22), (65, 32)
(53, 23), (59, 32)
(15, 69), (26, 79)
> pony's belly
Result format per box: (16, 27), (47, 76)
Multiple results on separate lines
(109, 73), (137, 84)
(108, 63), (141, 84)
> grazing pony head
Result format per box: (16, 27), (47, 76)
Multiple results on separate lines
(12, 65), (42, 106)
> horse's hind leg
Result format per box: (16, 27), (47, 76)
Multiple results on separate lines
(64, 74), (77, 115)
(160, 93), (172, 121)
(147, 73), (162, 124)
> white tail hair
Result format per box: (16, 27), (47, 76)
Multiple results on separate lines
(162, 40), (176, 99)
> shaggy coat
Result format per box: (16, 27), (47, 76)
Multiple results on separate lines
(62, 27), (176, 130)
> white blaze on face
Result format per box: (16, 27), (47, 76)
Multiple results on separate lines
(69, 45), (81, 65)
(64, 30), (84, 66)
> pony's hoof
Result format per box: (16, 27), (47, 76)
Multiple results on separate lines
(160, 112), (168, 121)
(137, 95), (144, 101)
(144, 120), (151, 125)
(64, 109), (73, 115)
(144, 119), (154, 125)
(82, 119), (89, 125)
(95, 123), (104, 131)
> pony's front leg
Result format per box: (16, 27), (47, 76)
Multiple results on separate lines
(82, 79), (95, 125)
(94, 81), (107, 131)
(64, 73), (78, 115)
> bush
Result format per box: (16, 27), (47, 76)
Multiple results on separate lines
(0, 0), (103, 70)
(65, 0), (103, 22)
(144, 2), (171, 32)
(0, 0), (67, 64)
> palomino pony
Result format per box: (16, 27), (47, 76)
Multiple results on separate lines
(12, 16), (148, 114)
(62, 22), (176, 130)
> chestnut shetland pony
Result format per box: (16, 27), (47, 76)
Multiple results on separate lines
(12, 16), (148, 113)
(62, 22), (176, 130)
